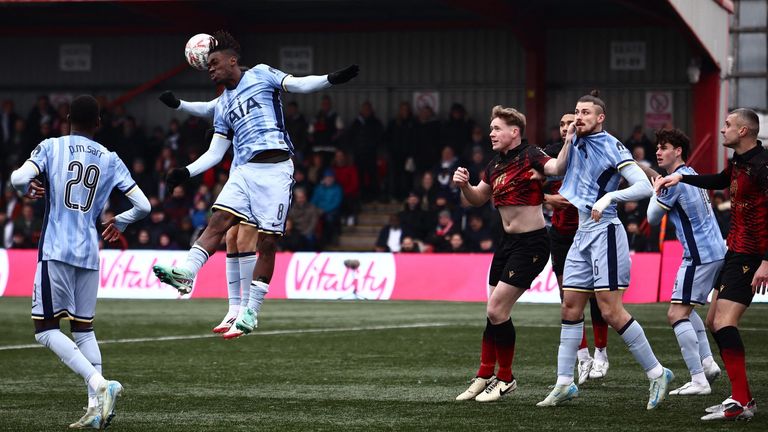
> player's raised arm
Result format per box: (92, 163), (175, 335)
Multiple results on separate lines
(165, 131), (232, 192)
(159, 91), (217, 120)
(542, 122), (576, 177)
(282, 64), (359, 94)
(454, 167), (491, 207)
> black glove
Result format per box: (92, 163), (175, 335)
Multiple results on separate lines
(165, 167), (190, 192)
(159, 91), (181, 109)
(327, 64), (359, 85)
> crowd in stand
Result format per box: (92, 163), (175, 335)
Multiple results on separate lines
(0, 94), (732, 253)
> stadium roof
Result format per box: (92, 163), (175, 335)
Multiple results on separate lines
(0, 0), (685, 36)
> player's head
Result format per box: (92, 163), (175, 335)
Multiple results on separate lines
(489, 105), (525, 152)
(655, 128), (689, 171)
(559, 113), (575, 140)
(68, 95), (100, 133)
(722, 108), (760, 148)
(574, 90), (606, 136)
(208, 30), (242, 87)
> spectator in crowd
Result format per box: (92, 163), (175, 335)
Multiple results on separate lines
(331, 150), (360, 226)
(427, 209), (460, 252)
(288, 187), (322, 250)
(285, 101), (310, 161)
(164, 185), (191, 223)
(413, 105), (441, 173)
(375, 214), (407, 252)
(12, 203), (42, 248)
(441, 103), (474, 157)
(309, 95), (344, 162)
(165, 118), (182, 151)
(51, 102), (69, 136)
(464, 213), (491, 252)
(311, 169), (344, 246)
(180, 113), (209, 156)
(384, 101), (416, 201)
(175, 217), (195, 249)
(626, 217), (649, 252)
(415, 171), (438, 210)
(625, 125), (654, 164)
(144, 125), (166, 164)
(279, 218), (309, 252)
(619, 200), (644, 225)
(478, 237), (495, 252)
(399, 191), (429, 240)
(447, 232), (468, 253)
(347, 101), (384, 200)
(466, 145), (488, 185)
(632, 146), (652, 170)
(464, 125), (493, 163)
(132, 159), (159, 199)
(0, 211), (12, 248)
(292, 166), (314, 199)
(211, 171), (228, 202)
(434, 146), (460, 200)
(7, 118), (28, 170)
(3, 185), (22, 222)
(25, 95), (55, 144)
(189, 199), (210, 230)
(711, 191), (730, 239)
(131, 229), (154, 249)
(399, 235), (421, 253)
(157, 233), (178, 250)
(146, 207), (175, 246)
(544, 126), (562, 148)
(0, 99), (19, 149)
(306, 151), (327, 185)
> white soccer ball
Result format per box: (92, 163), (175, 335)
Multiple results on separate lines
(184, 33), (215, 71)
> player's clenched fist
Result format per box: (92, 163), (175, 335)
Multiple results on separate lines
(453, 167), (470, 187)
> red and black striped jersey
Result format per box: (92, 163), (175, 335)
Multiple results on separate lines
(725, 145), (768, 256)
(481, 142), (550, 207)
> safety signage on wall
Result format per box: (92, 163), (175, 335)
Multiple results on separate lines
(645, 91), (674, 130)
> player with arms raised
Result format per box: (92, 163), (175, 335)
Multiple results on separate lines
(536, 91), (673, 410)
(153, 30), (358, 335)
(11, 95), (150, 429)
(544, 112), (610, 384)
(453, 106), (551, 402)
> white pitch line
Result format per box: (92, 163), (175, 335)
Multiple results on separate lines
(2, 321), (766, 352)
(0, 322), (452, 351)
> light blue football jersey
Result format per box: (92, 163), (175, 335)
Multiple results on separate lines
(213, 64), (294, 164)
(656, 165), (726, 265)
(559, 130), (636, 229)
(28, 134), (137, 270)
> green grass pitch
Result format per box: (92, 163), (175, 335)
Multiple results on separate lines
(0, 298), (766, 431)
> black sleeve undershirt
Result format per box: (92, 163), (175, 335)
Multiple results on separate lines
(680, 171), (730, 190)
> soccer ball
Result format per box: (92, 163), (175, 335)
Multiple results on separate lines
(184, 33), (215, 71)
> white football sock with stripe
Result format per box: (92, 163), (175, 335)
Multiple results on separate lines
(239, 253), (257, 312)
(619, 319), (663, 379)
(247, 281), (269, 315)
(36, 329), (105, 392)
(226, 255), (240, 314)
(181, 244), (209, 275)
(73, 330), (102, 407)
(556, 319), (584, 385)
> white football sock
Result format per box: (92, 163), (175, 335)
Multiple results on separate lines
(73, 330), (102, 403)
(226, 254), (241, 310)
(35, 329), (103, 391)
